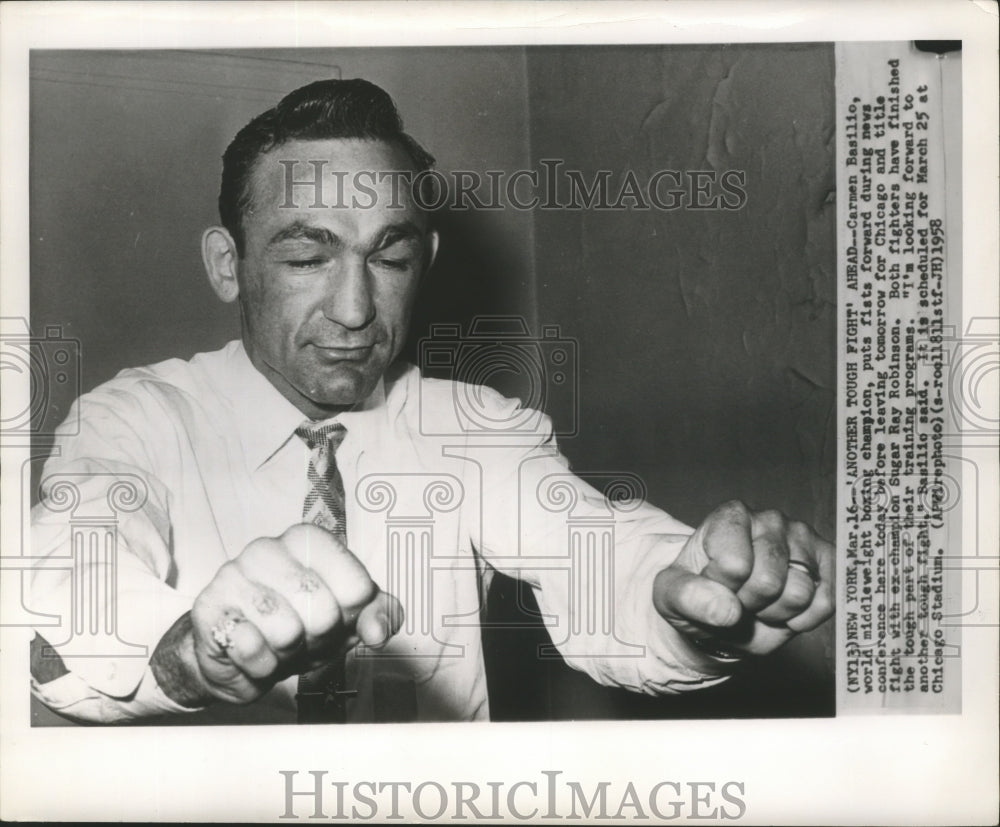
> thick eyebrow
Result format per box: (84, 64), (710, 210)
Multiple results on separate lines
(266, 222), (339, 248)
(375, 221), (425, 250)
(265, 220), (426, 253)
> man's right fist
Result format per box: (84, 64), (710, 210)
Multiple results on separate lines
(151, 524), (403, 707)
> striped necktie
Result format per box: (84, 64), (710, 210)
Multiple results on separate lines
(294, 420), (353, 724)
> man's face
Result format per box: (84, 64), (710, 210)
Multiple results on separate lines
(234, 138), (435, 418)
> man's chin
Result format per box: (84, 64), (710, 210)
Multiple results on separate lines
(301, 367), (382, 411)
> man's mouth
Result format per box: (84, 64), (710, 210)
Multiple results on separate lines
(310, 343), (376, 362)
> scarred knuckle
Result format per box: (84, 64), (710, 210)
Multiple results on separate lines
(295, 567), (326, 596)
(247, 582), (283, 616)
(762, 535), (790, 564)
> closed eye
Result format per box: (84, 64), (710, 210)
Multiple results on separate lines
(370, 258), (410, 271)
(285, 258), (326, 269)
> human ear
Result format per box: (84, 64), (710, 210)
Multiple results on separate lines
(202, 226), (240, 303)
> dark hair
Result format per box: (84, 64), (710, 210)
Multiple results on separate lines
(219, 78), (435, 253)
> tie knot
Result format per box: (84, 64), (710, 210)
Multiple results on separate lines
(295, 420), (347, 452)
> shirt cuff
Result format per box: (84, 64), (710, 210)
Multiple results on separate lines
(32, 665), (207, 724)
(626, 534), (743, 692)
(34, 584), (194, 699)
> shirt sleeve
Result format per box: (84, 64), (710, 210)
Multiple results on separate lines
(463, 387), (738, 694)
(28, 384), (201, 721)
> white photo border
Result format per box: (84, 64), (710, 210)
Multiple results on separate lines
(1, 2), (997, 824)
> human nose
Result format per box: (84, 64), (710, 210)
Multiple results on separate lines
(321, 256), (375, 330)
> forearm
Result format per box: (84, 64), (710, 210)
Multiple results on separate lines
(471, 421), (737, 692)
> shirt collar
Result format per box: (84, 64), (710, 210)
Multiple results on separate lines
(221, 340), (387, 471)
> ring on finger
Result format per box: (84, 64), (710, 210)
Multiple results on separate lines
(211, 617), (239, 650)
(787, 558), (821, 585)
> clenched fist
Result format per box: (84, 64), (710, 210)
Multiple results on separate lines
(151, 524), (403, 707)
(653, 501), (834, 658)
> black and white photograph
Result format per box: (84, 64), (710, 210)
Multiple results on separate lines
(1, 2), (996, 824)
(25, 42), (838, 728)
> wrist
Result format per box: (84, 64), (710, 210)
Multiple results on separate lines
(150, 611), (215, 709)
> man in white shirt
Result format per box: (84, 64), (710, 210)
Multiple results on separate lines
(29, 78), (833, 724)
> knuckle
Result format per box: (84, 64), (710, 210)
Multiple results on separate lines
(210, 560), (245, 594)
(279, 522), (314, 547)
(761, 534), (790, 564)
(717, 551), (753, 583)
(216, 559), (241, 580)
(263, 622), (302, 653)
(813, 586), (835, 619)
(718, 499), (750, 524)
(754, 569), (786, 600)
(234, 538), (288, 576)
(251, 603), (302, 649)
(237, 646), (277, 680)
(339, 571), (378, 610)
(783, 578), (815, 611)
(191, 598), (215, 629)
(758, 509), (787, 533)
(788, 520), (813, 544)
(313, 600), (343, 635)
(247, 583), (282, 617)
(677, 574), (703, 606)
(282, 522), (340, 550)
(295, 567), (326, 596)
(815, 537), (835, 561)
(240, 536), (282, 562)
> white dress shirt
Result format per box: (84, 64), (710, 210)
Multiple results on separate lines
(29, 341), (729, 724)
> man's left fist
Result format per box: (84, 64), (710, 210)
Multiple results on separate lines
(653, 500), (834, 657)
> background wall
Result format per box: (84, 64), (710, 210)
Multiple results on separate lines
(498, 43), (836, 719)
(30, 44), (835, 723)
